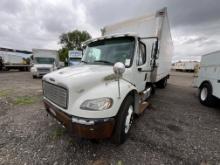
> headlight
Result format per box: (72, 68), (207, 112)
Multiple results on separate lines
(31, 67), (37, 72)
(80, 97), (113, 111)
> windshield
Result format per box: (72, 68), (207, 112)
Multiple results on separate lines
(82, 37), (135, 66)
(69, 57), (81, 62)
(34, 57), (55, 64)
(69, 58), (81, 66)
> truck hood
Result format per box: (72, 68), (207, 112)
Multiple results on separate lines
(43, 64), (115, 91)
(34, 64), (53, 68)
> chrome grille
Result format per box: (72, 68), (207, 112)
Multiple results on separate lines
(43, 81), (68, 109)
(37, 68), (50, 73)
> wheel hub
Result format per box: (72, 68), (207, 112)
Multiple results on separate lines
(201, 87), (208, 101)
(124, 105), (133, 134)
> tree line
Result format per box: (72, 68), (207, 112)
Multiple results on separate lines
(58, 30), (91, 62)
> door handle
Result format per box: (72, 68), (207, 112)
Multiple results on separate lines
(138, 68), (152, 72)
(138, 68), (142, 72)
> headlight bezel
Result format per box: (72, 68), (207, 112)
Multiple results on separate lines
(31, 67), (37, 72)
(80, 97), (113, 111)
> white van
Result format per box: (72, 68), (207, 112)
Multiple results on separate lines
(195, 51), (220, 106)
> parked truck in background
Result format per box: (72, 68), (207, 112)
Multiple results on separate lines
(0, 48), (31, 71)
(42, 7), (173, 144)
(195, 51), (220, 106)
(68, 50), (82, 66)
(172, 61), (199, 72)
(31, 49), (61, 78)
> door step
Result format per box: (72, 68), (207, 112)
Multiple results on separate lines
(138, 101), (150, 114)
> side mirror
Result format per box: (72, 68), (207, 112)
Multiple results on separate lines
(113, 62), (125, 78)
(113, 62), (125, 99)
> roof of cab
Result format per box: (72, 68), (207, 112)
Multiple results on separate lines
(82, 33), (138, 46)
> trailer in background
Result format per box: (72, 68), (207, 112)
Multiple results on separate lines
(194, 51), (220, 106)
(172, 61), (200, 72)
(0, 48), (31, 71)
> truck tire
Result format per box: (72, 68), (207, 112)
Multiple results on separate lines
(156, 78), (167, 88)
(112, 95), (134, 145)
(33, 75), (37, 79)
(199, 83), (216, 107)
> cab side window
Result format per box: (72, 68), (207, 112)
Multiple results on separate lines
(137, 42), (146, 66)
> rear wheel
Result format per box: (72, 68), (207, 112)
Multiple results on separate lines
(156, 78), (167, 88)
(199, 83), (216, 106)
(32, 75), (37, 79)
(112, 95), (134, 145)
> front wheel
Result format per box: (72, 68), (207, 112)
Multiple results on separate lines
(199, 83), (216, 107)
(112, 95), (134, 145)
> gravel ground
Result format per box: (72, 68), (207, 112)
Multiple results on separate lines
(0, 70), (220, 165)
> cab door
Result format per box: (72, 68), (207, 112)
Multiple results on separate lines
(133, 41), (148, 92)
(132, 38), (157, 92)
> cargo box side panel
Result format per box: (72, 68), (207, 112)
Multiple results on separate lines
(0, 51), (24, 64)
(155, 12), (173, 82)
(103, 14), (157, 38)
(33, 49), (58, 59)
(200, 52), (220, 98)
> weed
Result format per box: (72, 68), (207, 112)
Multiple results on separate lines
(0, 89), (12, 97)
(117, 160), (123, 165)
(14, 96), (37, 105)
(51, 127), (66, 139)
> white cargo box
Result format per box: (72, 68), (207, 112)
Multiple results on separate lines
(102, 8), (173, 82)
(32, 49), (58, 59)
(68, 50), (82, 58)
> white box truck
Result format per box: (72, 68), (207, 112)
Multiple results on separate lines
(31, 49), (60, 78)
(68, 50), (82, 66)
(42, 8), (173, 144)
(195, 51), (220, 106)
(172, 61), (199, 72)
(0, 49), (31, 71)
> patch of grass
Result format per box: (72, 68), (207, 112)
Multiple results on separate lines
(69, 139), (75, 145)
(116, 160), (124, 165)
(51, 127), (66, 140)
(0, 89), (12, 97)
(14, 96), (37, 105)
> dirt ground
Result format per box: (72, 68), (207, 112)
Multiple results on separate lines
(0, 70), (220, 165)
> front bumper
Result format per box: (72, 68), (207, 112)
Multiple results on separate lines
(32, 71), (48, 77)
(43, 100), (115, 139)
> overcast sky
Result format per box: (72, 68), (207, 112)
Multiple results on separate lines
(0, 0), (220, 61)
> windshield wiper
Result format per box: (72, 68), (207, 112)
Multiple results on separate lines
(94, 60), (114, 65)
(81, 60), (88, 64)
